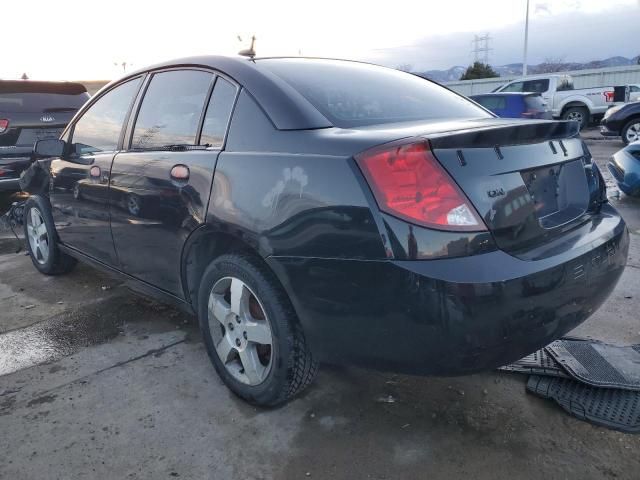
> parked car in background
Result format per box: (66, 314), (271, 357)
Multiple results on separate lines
(0, 81), (89, 192)
(629, 84), (640, 103)
(600, 101), (640, 144)
(493, 74), (614, 129)
(23, 56), (627, 406)
(608, 140), (640, 196)
(470, 92), (552, 119)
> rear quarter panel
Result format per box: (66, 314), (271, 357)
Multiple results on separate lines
(208, 151), (386, 259)
(206, 90), (387, 260)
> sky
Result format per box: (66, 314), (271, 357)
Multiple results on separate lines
(2, 0), (638, 80)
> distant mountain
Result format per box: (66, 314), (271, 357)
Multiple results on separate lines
(416, 56), (640, 82)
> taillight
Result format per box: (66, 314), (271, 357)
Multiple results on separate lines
(355, 140), (486, 231)
(0, 119), (8, 134)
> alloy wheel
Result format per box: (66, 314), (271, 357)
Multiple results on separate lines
(566, 111), (583, 123)
(26, 207), (50, 265)
(207, 277), (274, 386)
(625, 123), (640, 143)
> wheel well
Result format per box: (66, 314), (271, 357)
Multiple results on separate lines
(622, 114), (640, 130)
(181, 229), (264, 308)
(561, 102), (589, 116)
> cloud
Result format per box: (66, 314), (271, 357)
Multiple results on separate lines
(368, 5), (639, 71)
(534, 2), (552, 15)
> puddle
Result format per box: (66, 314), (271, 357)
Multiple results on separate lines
(0, 295), (194, 376)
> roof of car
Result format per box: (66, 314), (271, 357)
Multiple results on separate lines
(101, 55), (381, 130)
(506, 74), (569, 80)
(471, 92), (541, 97)
(0, 80), (87, 95)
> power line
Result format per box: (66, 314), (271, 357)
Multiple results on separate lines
(471, 33), (492, 64)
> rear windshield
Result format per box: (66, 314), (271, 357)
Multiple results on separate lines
(0, 81), (89, 113)
(257, 59), (491, 127)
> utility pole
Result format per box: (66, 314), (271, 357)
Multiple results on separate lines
(471, 33), (492, 64)
(523, 0), (530, 76)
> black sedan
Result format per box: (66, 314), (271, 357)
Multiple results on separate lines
(601, 100), (640, 144)
(24, 56), (628, 406)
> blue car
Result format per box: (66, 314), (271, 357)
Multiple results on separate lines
(608, 141), (640, 196)
(470, 92), (552, 119)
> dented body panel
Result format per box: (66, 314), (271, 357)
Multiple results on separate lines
(37, 56), (628, 375)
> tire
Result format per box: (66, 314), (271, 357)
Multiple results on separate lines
(621, 119), (640, 145)
(562, 106), (589, 130)
(198, 253), (318, 407)
(23, 196), (77, 275)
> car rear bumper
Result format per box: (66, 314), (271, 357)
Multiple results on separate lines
(268, 204), (628, 375)
(0, 177), (20, 192)
(0, 154), (31, 192)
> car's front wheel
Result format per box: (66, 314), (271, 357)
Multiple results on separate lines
(562, 106), (589, 130)
(622, 119), (640, 145)
(198, 254), (318, 407)
(23, 196), (77, 275)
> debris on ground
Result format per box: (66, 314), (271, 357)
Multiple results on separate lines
(502, 337), (640, 433)
(375, 394), (396, 404)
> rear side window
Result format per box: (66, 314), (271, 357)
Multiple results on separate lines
(524, 95), (546, 110)
(0, 81), (89, 113)
(131, 70), (213, 149)
(200, 77), (237, 148)
(557, 77), (574, 91)
(72, 77), (142, 155)
(501, 82), (524, 92)
(258, 59), (490, 127)
(522, 79), (549, 93)
(473, 96), (506, 110)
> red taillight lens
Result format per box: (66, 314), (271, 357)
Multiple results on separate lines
(0, 119), (8, 134)
(356, 140), (486, 231)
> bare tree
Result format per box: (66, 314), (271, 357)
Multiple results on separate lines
(534, 56), (570, 74)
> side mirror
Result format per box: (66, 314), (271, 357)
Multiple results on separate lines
(33, 138), (66, 158)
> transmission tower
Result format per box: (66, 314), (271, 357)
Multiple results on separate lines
(471, 33), (492, 64)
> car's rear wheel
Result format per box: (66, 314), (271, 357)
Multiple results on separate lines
(198, 254), (318, 406)
(23, 196), (77, 275)
(622, 119), (640, 145)
(562, 106), (589, 130)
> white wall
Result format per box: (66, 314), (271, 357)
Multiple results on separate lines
(444, 65), (640, 95)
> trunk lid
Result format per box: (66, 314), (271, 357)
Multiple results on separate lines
(0, 83), (88, 149)
(0, 111), (75, 150)
(427, 120), (605, 255)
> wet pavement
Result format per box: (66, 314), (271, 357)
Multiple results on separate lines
(0, 131), (639, 479)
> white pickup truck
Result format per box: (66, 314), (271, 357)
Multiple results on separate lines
(493, 74), (614, 129)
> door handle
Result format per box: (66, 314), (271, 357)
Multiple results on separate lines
(170, 164), (190, 181)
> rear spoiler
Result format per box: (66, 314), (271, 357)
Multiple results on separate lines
(428, 120), (580, 149)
